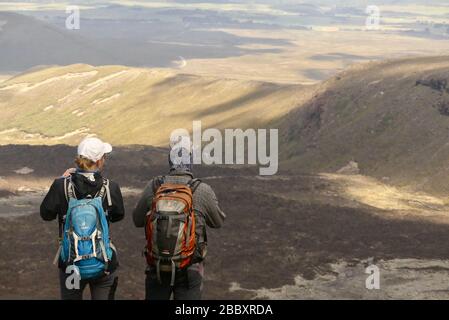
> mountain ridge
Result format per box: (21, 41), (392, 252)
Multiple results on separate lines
(280, 55), (449, 194)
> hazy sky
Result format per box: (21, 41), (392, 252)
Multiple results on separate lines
(2, 0), (448, 5)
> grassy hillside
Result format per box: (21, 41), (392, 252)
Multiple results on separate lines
(280, 55), (449, 194)
(3, 56), (449, 194)
(0, 64), (312, 146)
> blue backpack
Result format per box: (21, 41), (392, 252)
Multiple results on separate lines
(59, 177), (113, 280)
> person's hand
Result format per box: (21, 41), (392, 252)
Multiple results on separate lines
(62, 168), (76, 178)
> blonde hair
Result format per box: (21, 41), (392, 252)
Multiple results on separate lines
(75, 156), (97, 171)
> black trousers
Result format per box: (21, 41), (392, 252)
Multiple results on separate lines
(59, 269), (118, 300)
(145, 263), (204, 300)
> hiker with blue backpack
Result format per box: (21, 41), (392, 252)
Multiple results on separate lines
(133, 146), (226, 300)
(40, 137), (125, 300)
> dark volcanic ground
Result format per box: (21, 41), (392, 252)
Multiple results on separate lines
(2, 145), (449, 299)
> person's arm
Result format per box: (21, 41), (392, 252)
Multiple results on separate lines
(107, 182), (125, 223)
(40, 179), (64, 221)
(133, 180), (154, 228)
(200, 184), (226, 229)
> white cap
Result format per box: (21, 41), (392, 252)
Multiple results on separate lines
(77, 137), (112, 162)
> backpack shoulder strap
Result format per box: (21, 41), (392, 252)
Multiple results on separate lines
(152, 176), (165, 194)
(187, 178), (202, 194)
(97, 178), (112, 207)
(64, 177), (68, 202)
(64, 176), (76, 201)
(61, 177), (74, 234)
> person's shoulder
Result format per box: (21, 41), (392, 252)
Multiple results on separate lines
(44, 177), (67, 196)
(194, 180), (215, 194)
(52, 176), (66, 188)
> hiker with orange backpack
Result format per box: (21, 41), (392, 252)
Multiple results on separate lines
(133, 146), (226, 300)
(40, 137), (125, 300)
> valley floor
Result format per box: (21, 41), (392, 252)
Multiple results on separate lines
(1, 145), (449, 299)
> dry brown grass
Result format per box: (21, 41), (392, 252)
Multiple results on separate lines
(0, 64), (312, 146)
(321, 173), (449, 220)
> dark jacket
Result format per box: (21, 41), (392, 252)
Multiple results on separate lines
(40, 171), (125, 271)
(132, 169), (226, 262)
(40, 171), (125, 223)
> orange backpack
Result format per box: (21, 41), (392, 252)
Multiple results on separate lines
(145, 177), (201, 286)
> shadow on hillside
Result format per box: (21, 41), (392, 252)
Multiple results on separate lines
(205, 176), (449, 294)
(2, 145), (449, 299)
